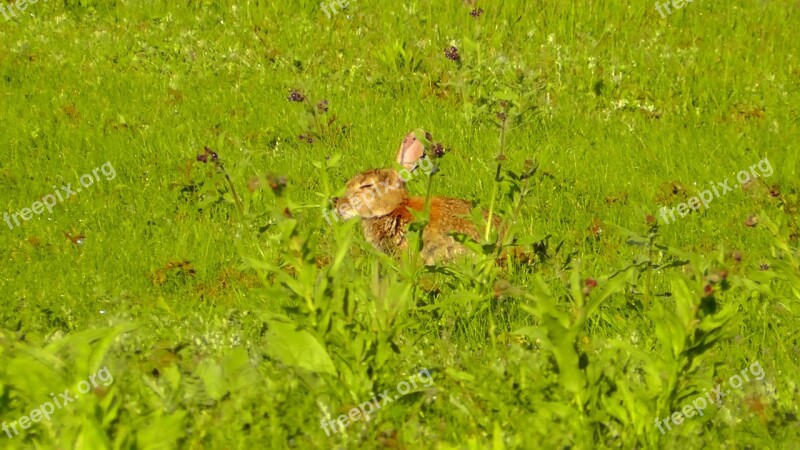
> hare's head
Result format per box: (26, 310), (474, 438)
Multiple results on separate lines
(332, 131), (430, 219)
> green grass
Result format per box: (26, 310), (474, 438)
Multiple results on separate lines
(1, 0), (799, 448)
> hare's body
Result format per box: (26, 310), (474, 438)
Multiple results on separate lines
(332, 131), (486, 265)
(360, 196), (481, 264)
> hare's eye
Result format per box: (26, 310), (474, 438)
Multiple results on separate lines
(359, 184), (373, 189)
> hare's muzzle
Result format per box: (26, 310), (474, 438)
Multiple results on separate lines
(330, 196), (359, 220)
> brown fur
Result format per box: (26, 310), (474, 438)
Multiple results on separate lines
(332, 131), (492, 265)
(355, 196), (483, 264)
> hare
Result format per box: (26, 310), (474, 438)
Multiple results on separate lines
(331, 131), (490, 265)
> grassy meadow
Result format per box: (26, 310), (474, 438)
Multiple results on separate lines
(1, 0), (799, 448)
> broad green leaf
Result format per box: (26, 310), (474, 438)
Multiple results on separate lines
(266, 321), (336, 375)
(196, 358), (227, 401)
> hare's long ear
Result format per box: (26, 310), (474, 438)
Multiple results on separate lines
(394, 131), (425, 171)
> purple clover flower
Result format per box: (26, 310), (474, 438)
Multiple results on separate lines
(197, 147), (220, 164)
(288, 90), (305, 102)
(444, 46), (461, 63)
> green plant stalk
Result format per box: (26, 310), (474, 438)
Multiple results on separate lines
(484, 113), (508, 241)
(418, 164), (436, 255)
(644, 232), (656, 308)
(304, 97), (325, 138)
(219, 162), (245, 218)
(496, 173), (533, 259)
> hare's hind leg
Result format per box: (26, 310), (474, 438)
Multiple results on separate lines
(421, 235), (469, 265)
